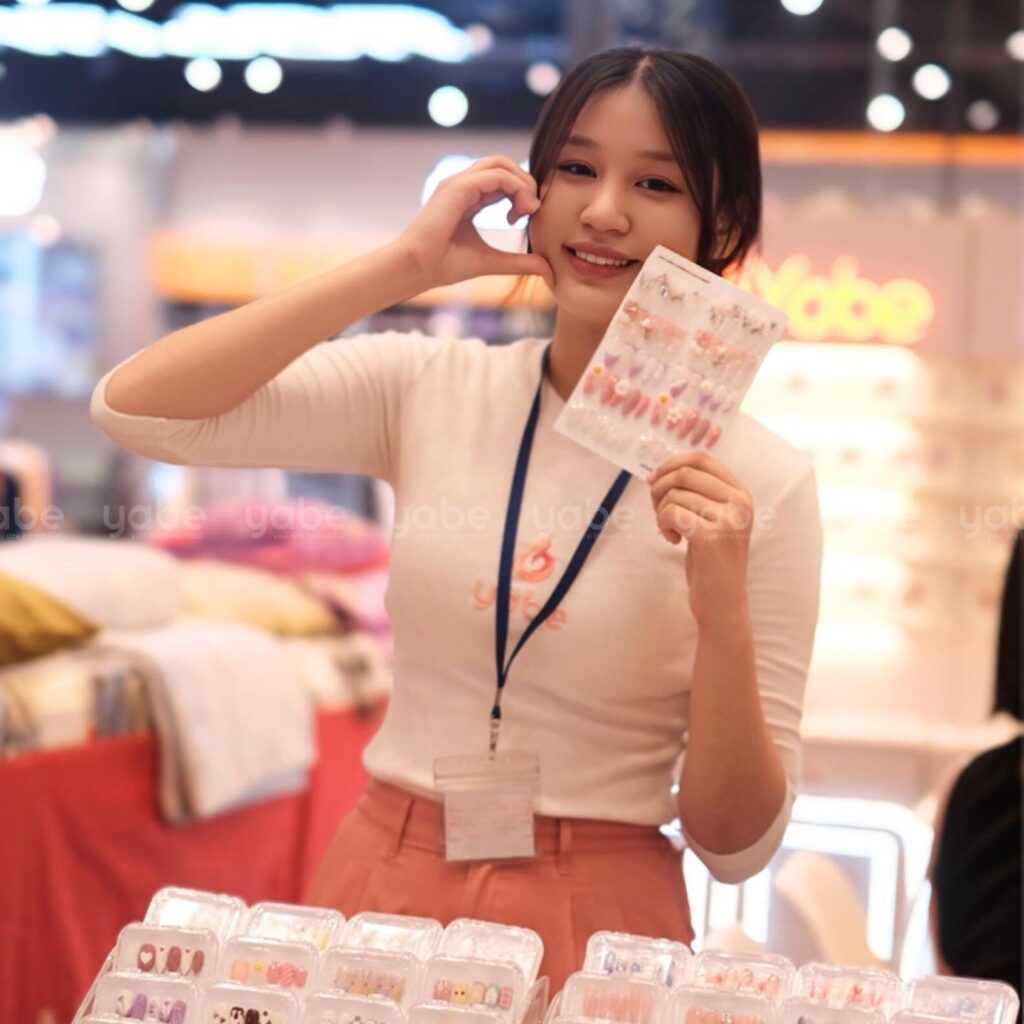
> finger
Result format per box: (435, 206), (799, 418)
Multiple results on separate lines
(649, 467), (736, 509)
(654, 489), (722, 523)
(656, 504), (703, 545)
(470, 155), (537, 195)
(646, 449), (743, 490)
(462, 169), (541, 220)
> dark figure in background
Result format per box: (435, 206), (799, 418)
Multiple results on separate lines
(930, 528), (1023, 1017)
(0, 470), (23, 541)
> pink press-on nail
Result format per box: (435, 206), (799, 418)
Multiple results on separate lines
(634, 394), (651, 418)
(669, 374), (689, 398)
(705, 424), (722, 448)
(609, 380), (628, 407)
(621, 387), (642, 415)
(698, 379), (715, 406)
(650, 396), (669, 426)
(677, 409), (700, 438)
(603, 349), (620, 369)
(710, 383), (728, 410)
(600, 373), (619, 404)
(583, 366), (602, 395)
(691, 417), (711, 445)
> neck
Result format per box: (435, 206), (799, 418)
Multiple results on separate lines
(546, 311), (607, 402)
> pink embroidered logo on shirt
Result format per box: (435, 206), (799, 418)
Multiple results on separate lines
(471, 535), (567, 629)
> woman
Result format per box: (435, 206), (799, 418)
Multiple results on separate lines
(91, 46), (823, 990)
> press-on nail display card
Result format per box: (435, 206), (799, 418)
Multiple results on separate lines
(553, 245), (787, 475)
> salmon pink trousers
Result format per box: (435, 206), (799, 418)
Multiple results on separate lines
(305, 779), (695, 993)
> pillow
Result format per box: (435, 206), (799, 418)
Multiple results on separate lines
(0, 535), (183, 629)
(146, 498), (390, 575)
(177, 559), (339, 637)
(0, 570), (98, 666)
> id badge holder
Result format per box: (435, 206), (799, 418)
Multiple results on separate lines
(433, 749), (540, 862)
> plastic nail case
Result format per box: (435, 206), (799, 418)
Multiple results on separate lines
(687, 952), (794, 1002)
(246, 903), (346, 953)
(144, 888), (247, 942)
(318, 949), (422, 1009)
(115, 924), (219, 981)
(218, 937), (319, 991)
(559, 971), (670, 1024)
(553, 245), (786, 478)
(899, 976), (1020, 1024)
(437, 920), (544, 991)
(584, 932), (692, 989)
(672, 985), (776, 1024)
(93, 972), (200, 1022)
(302, 992), (410, 1024)
(407, 1005), (504, 1024)
(776, 998), (887, 1024)
(421, 955), (526, 1024)
(792, 965), (901, 1016)
(343, 913), (444, 961)
(203, 983), (301, 1024)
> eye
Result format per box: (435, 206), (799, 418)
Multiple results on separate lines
(638, 177), (680, 193)
(557, 161), (594, 176)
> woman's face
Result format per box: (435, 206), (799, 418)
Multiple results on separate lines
(529, 79), (702, 330)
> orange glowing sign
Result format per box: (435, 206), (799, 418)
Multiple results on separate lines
(732, 255), (935, 346)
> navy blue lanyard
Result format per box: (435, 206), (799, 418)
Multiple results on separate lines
(490, 342), (632, 754)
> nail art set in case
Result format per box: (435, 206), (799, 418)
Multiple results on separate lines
(583, 932), (692, 989)
(553, 245), (787, 476)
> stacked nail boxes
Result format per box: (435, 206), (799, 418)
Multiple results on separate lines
(553, 244), (787, 476)
(541, 941), (1019, 1024)
(73, 891), (551, 1024)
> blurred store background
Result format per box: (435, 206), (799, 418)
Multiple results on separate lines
(0, 1), (1021, 1022)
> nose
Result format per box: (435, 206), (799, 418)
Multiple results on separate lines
(580, 181), (630, 235)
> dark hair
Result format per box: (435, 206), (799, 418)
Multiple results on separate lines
(525, 46), (763, 276)
(994, 527), (1022, 721)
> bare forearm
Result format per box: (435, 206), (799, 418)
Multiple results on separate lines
(677, 606), (788, 853)
(103, 241), (428, 419)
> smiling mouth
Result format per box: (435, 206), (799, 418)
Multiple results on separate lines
(563, 245), (639, 268)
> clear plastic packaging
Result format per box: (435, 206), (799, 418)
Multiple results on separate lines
(317, 949), (423, 1008)
(219, 936), (319, 991)
(203, 981), (301, 1023)
(302, 992), (409, 1024)
(777, 997), (887, 1024)
(899, 976), (1021, 1024)
(144, 887), (247, 941)
(342, 913), (444, 961)
(584, 932), (691, 989)
(438, 920), (544, 990)
(687, 951), (794, 1002)
(673, 984), (776, 1024)
(246, 902), (346, 952)
(114, 923), (219, 980)
(421, 954), (526, 1022)
(407, 1006), (505, 1024)
(559, 971), (670, 1024)
(93, 972), (200, 1022)
(792, 965), (901, 1015)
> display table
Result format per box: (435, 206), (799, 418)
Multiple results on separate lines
(0, 701), (385, 1024)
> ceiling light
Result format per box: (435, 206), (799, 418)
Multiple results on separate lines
(464, 22), (492, 55)
(866, 94), (905, 132)
(965, 99), (999, 132)
(876, 27), (912, 62)
(116, 0), (155, 12)
(0, 144), (46, 215)
(912, 63), (951, 101)
(1007, 30), (1024, 61)
(428, 85), (468, 127)
(525, 62), (560, 96)
(780, 0), (824, 14)
(245, 56), (282, 94)
(184, 56), (221, 91)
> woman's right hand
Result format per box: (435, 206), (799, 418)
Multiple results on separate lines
(396, 155), (555, 291)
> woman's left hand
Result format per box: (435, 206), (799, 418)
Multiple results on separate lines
(646, 450), (754, 630)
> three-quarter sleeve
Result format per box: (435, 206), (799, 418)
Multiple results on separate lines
(682, 462), (824, 883)
(89, 330), (443, 484)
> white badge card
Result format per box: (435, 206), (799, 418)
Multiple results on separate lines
(433, 750), (540, 862)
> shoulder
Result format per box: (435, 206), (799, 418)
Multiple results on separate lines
(726, 412), (818, 512)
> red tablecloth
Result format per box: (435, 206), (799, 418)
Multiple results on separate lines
(0, 703), (385, 1024)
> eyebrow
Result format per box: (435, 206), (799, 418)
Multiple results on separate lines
(564, 133), (678, 164)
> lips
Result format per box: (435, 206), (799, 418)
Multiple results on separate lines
(562, 245), (639, 279)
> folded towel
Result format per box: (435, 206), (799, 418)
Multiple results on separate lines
(91, 616), (315, 822)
